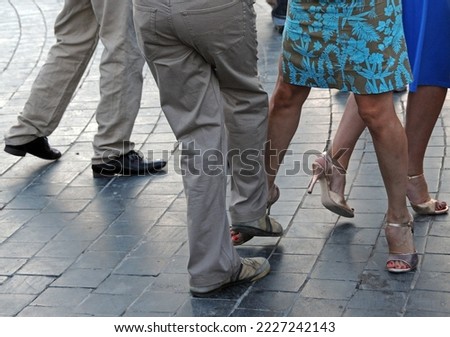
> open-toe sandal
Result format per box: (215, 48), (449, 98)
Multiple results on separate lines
(385, 216), (418, 273)
(230, 229), (254, 246)
(408, 174), (448, 215)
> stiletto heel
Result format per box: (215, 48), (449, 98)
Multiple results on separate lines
(385, 215), (418, 273)
(307, 166), (320, 194)
(307, 152), (354, 218)
(407, 174), (448, 215)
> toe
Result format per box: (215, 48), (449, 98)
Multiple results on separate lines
(436, 200), (448, 212)
(387, 259), (410, 271)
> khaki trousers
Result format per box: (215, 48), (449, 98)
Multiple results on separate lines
(5, 0), (145, 164)
(133, 0), (269, 288)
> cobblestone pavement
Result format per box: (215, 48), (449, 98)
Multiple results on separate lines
(1, 0), (449, 317)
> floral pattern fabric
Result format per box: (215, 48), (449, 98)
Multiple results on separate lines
(282, 0), (412, 94)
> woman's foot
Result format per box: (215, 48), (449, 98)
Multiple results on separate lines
(231, 186), (281, 246)
(407, 174), (448, 215)
(230, 230), (254, 246)
(230, 215), (283, 246)
(385, 215), (418, 273)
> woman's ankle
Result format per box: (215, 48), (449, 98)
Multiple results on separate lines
(406, 173), (430, 204)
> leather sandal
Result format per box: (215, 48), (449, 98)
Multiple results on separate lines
(230, 230), (254, 246)
(231, 185), (281, 246)
(230, 215), (283, 246)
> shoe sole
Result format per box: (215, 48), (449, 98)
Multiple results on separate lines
(92, 168), (165, 178)
(322, 202), (355, 218)
(319, 179), (355, 218)
(4, 146), (26, 157)
(4, 145), (60, 160)
(190, 261), (270, 297)
(231, 225), (283, 237)
(92, 162), (167, 178)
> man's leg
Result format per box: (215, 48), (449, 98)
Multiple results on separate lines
(191, 0), (283, 244)
(89, 0), (165, 176)
(5, 0), (99, 152)
(90, 0), (144, 162)
(133, 0), (269, 294)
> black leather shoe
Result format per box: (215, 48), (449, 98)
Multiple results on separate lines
(91, 150), (167, 177)
(4, 136), (61, 160)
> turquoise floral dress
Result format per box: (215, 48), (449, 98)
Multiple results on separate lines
(282, 0), (412, 94)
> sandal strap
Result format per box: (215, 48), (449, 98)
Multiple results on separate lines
(324, 151), (347, 175)
(408, 173), (424, 180)
(385, 216), (413, 229)
(388, 253), (417, 262)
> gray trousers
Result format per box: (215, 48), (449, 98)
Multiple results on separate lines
(133, 0), (269, 288)
(4, 0), (145, 164)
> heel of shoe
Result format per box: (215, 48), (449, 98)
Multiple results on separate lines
(4, 145), (26, 157)
(307, 162), (322, 194)
(307, 173), (320, 194)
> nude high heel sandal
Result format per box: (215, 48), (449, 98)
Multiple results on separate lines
(307, 152), (354, 218)
(407, 174), (448, 215)
(385, 216), (418, 273)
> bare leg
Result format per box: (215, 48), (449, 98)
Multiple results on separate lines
(327, 93), (366, 196)
(231, 61), (310, 245)
(405, 86), (448, 211)
(265, 61), (311, 190)
(354, 92), (415, 271)
(332, 88), (448, 212)
(355, 92), (409, 221)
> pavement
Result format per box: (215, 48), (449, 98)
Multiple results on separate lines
(0, 0), (450, 317)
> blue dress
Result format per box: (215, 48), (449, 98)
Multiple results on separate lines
(402, 0), (450, 92)
(282, 0), (412, 94)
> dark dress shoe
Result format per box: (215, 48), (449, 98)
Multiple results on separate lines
(91, 150), (167, 177)
(4, 136), (61, 160)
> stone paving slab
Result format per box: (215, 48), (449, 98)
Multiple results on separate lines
(0, 0), (449, 317)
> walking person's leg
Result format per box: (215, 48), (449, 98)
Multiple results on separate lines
(90, 0), (144, 161)
(133, 0), (269, 295)
(405, 86), (448, 214)
(355, 92), (417, 272)
(4, 0), (99, 159)
(89, 0), (166, 176)
(210, 0), (282, 242)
